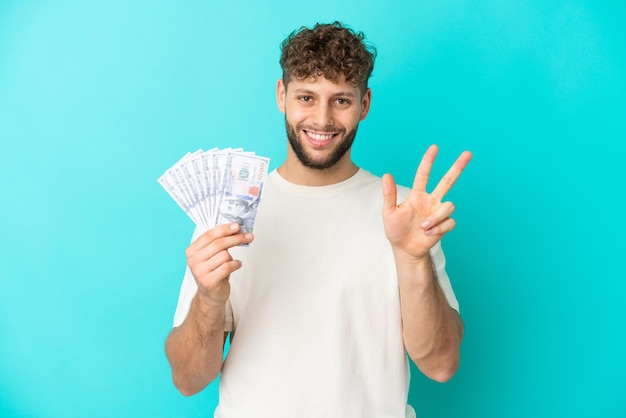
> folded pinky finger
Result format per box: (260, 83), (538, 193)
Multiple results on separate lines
(424, 217), (456, 236)
(421, 201), (455, 230)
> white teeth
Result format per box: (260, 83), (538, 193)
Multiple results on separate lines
(307, 131), (335, 141)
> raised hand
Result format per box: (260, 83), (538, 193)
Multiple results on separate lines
(186, 223), (253, 305)
(382, 145), (472, 260)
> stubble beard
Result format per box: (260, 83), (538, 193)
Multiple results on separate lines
(285, 118), (358, 170)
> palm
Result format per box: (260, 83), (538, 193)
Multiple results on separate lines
(382, 145), (472, 259)
(384, 189), (443, 255)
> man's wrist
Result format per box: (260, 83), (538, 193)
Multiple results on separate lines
(192, 293), (227, 320)
(393, 249), (438, 288)
(392, 246), (432, 266)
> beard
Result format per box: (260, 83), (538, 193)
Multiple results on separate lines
(285, 118), (358, 170)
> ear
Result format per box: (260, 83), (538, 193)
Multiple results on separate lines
(276, 79), (286, 114)
(359, 88), (372, 121)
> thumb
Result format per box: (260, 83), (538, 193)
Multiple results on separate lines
(382, 174), (398, 216)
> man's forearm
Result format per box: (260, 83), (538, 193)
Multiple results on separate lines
(395, 252), (463, 382)
(165, 295), (227, 396)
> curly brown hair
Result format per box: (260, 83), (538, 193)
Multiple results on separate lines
(279, 22), (377, 94)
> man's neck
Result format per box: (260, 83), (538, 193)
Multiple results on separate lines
(277, 156), (359, 187)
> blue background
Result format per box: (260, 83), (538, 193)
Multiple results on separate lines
(1, 1), (625, 417)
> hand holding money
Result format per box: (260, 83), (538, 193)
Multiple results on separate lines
(185, 222), (253, 305)
(159, 148), (270, 304)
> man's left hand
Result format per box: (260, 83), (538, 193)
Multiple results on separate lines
(382, 144), (472, 261)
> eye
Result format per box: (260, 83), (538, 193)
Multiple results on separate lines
(336, 98), (351, 105)
(298, 96), (312, 102)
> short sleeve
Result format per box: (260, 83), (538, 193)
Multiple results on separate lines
(429, 241), (460, 313)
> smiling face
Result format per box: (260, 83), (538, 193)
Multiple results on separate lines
(277, 74), (371, 176)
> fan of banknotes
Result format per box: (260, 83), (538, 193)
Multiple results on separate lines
(158, 148), (270, 233)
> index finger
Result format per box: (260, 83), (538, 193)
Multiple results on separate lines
(431, 151), (472, 200)
(190, 222), (243, 250)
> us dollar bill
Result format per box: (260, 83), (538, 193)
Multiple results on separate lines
(158, 148), (270, 235)
(214, 152), (270, 234)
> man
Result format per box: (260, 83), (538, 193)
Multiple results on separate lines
(165, 21), (472, 417)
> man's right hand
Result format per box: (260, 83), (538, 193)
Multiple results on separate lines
(186, 222), (253, 305)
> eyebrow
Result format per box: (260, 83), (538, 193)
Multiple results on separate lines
(293, 89), (358, 98)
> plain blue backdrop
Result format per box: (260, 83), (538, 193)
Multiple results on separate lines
(1, 1), (625, 417)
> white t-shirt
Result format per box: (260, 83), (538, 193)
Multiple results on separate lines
(173, 169), (459, 418)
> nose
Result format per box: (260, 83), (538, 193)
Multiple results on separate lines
(311, 102), (333, 128)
